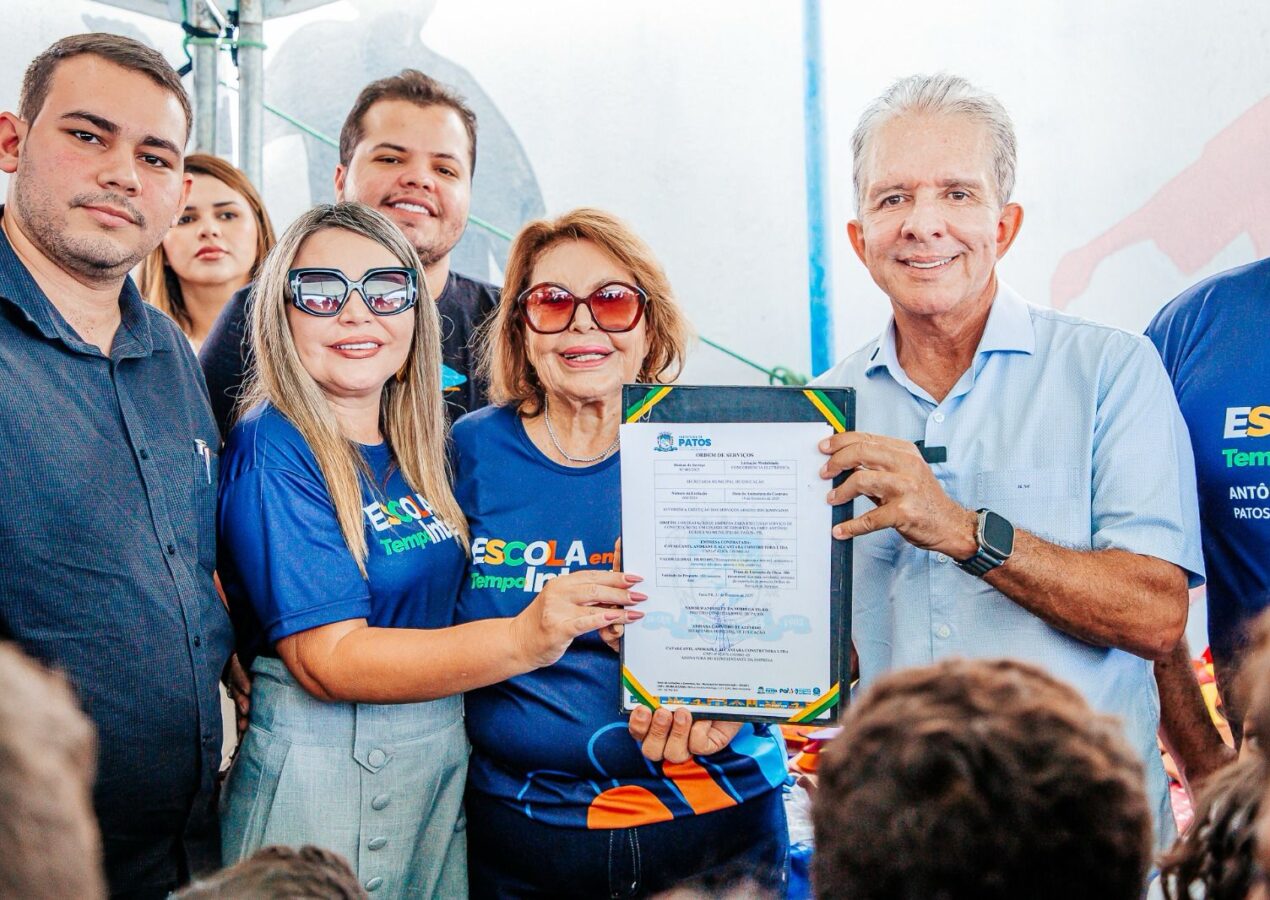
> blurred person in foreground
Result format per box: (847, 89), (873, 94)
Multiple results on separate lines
(138, 153), (275, 352)
(453, 208), (789, 898)
(1152, 753), (1267, 900)
(812, 657), (1151, 900)
(0, 642), (105, 900)
(174, 845), (365, 900)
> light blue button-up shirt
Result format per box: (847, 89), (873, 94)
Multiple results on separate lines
(816, 283), (1204, 849)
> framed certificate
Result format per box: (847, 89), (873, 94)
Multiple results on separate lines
(618, 384), (854, 725)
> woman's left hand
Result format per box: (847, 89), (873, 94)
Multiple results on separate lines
(628, 705), (743, 763)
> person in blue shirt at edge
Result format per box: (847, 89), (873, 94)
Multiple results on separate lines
(215, 202), (646, 899)
(1147, 257), (1270, 749)
(0, 34), (233, 898)
(814, 74), (1209, 852)
(452, 208), (791, 899)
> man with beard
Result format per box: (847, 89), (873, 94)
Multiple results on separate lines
(200, 70), (499, 435)
(0, 34), (233, 897)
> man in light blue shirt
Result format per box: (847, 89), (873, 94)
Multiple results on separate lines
(815, 74), (1205, 849)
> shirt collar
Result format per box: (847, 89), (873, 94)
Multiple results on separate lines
(0, 205), (160, 358)
(865, 280), (1035, 388)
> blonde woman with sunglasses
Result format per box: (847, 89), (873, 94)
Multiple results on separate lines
(215, 203), (645, 899)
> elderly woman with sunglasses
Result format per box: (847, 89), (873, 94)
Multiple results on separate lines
(453, 208), (790, 899)
(215, 204), (645, 899)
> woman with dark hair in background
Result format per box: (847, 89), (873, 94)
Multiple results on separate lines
(139, 153), (275, 351)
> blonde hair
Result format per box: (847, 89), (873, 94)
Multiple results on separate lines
(138, 153), (276, 334)
(241, 202), (468, 573)
(480, 207), (692, 415)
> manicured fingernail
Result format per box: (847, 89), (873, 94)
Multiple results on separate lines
(626, 610), (645, 620)
(625, 573), (644, 584)
(628, 591), (648, 601)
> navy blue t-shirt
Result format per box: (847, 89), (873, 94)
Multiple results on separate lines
(452, 405), (787, 830)
(218, 404), (464, 665)
(1147, 257), (1270, 666)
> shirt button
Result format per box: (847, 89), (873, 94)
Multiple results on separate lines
(371, 794), (391, 811)
(193, 635), (202, 648)
(365, 877), (384, 892)
(139, 448), (150, 460)
(935, 624), (952, 639)
(936, 554), (949, 564)
(933, 412), (945, 423)
(368, 748), (387, 768)
(368, 837), (388, 851)
(166, 543), (176, 555)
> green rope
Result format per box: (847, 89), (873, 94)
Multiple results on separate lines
(467, 214), (514, 242)
(700, 337), (807, 385)
(218, 80), (333, 146)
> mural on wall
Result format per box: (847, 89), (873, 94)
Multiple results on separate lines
(263, 0), (543, 282)
(1051, 95), (1270, 309)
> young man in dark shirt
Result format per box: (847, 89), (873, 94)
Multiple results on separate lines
(200, 70), (499, 436)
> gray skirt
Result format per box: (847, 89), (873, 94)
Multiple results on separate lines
(220, 657), (469, 899)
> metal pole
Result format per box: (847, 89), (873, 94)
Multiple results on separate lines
(237, 0), (265, 187)
(192, 0), (218, 153)
(802, 0), (835, 376)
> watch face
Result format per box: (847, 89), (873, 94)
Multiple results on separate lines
(981, 510), (1015, 557)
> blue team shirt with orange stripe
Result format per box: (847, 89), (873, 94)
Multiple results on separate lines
(452, 406), (787, 829)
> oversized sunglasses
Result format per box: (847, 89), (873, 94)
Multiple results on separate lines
(287, 267), (419, 317)
(517, 281), (647, 334)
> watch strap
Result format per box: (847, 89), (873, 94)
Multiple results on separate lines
(955, 508), (1011, 577)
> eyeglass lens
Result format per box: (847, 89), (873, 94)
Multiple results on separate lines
(294, 270), (414, 316)
(522, 283), (643, 333)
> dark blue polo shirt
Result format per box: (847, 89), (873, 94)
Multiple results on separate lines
(0, 209), (233, 896)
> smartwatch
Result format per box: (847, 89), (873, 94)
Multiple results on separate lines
(956, 508), (1015, 577)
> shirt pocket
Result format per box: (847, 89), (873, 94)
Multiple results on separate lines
(195, 442), (219, 575)
(974, 467), (1083, 543)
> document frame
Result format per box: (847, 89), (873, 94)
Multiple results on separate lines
(617, 383), (855, 725)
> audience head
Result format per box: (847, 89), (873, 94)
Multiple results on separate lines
(335, 70), (477, 270)
(172, 844), (366, 899)
(1, 33), (191, 282)
(139, 153), (275, 341)
(1159, 753), (1266, 900)
(245, 202), (467, 568)
(481, 207), (690, 415)
(0, 642), (104, 900)
(1238, 608), (1270, 750)
(811, 657), (1151, 900)
(1237, 608), (1270, 890)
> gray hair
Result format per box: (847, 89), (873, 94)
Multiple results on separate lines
(851, 74), (1017, 212)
